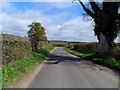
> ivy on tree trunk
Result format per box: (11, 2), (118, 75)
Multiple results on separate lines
(76, 0), (120, 56)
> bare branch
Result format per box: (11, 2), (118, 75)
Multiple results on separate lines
(77, 0), (96, 18)
(89, 0), (102, 14)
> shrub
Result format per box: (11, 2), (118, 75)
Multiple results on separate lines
(36, 41), (53, 49)
(2, 49), (50, 88)
(67, 42), (120, 59)
(72, 42), (99, 52)
(110, 47), (120, 59)
(2, 34), (32, 65)
(67, 43), (75, 49)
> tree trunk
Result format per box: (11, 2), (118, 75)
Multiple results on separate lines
(99, 32), (110, 57)
(30, 37), (38, 51)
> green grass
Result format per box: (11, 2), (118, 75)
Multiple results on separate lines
(44, 47), (54, 52)
(64, 48), (120, 71)
(2, 48), (53, 88)
(50, 41), (68, 46)
(0, 68), (2, 89)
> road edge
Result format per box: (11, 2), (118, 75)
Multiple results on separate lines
(8, 47), (55, 88)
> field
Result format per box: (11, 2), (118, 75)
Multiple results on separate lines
(49, 40), (86, 47)
(49, 41), (68, 47)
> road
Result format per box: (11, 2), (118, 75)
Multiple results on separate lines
(28, 47), (118, 88)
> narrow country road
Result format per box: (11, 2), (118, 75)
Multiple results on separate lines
(28, 47), (118, 88)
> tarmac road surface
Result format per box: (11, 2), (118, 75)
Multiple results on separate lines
(28, 47), (118, 88)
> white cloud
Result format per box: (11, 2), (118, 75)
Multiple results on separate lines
(57, 25), (61, 29)
(1, 1), (98, 42)
(0, 2), (10, 11)
(44, 2), (76, 9)
(1, 0), (118, 2)
(2, 8), (66, 38)
(0, 1), (16, 13)
(118, 35), (120, 43)
(1, 0), (74, 2)
(2, 10), (51, 36)
(55, 16), (98, 42)
(118, 7), (120, 13)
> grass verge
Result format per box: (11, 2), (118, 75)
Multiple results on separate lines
(0, 68), (2, 89)
(64, 48), (120, 71)
(2, 48), (53, 88)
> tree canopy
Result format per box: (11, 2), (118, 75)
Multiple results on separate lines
(27, 22), (48, 51)
(28, 22), (48, 42)
(77, 0), (120, 45)
(75, 0), (120, 55)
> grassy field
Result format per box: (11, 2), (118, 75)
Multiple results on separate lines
(2, 48), (53, 88)
(49, 41), (82, 47)
(64, 48), (120, 71)
(0, 68), (2, 90)
(50, 41), (68, 47)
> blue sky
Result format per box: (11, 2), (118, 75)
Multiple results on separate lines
(10, 2), (83, 25)
(1, 0), (120, 42)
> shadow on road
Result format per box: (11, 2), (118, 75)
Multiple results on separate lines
(45, 54), (82, 64)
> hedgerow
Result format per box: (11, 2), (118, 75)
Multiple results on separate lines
(67, 42), (99, 52)
(2, 34), (32, 65)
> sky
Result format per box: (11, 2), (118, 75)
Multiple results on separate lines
(0, 0), (120, 42)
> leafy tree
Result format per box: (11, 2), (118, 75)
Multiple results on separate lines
(75, 0), (120, 56)
(28, 22), (48, 51)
